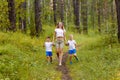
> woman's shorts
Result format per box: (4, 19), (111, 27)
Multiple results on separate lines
(56, 39), (64, 48)
(69, 49), (76, 54)
(46, 51), (52, 56)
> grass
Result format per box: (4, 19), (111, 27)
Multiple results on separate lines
(68, 32), (120, 80)
(0, 30), (61, 80)
(0, 25), (120, 80)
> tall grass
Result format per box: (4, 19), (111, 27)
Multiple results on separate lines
(0, 31), (61, 80)
(0, 25), (120, 80)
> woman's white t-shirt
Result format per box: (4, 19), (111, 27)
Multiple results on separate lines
(55, 28), (65, 37)
(45, 42), (53, 51)
(68, 40), (76, 50)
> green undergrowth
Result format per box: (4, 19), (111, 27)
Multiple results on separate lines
(0, 25), (120, 80)
(68, 31), (120, 80)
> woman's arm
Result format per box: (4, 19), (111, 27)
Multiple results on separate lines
(53, 31), (56, 42)
(63, 32), (67, 42)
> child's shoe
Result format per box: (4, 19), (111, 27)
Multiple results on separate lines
(70, 61), (73, 64)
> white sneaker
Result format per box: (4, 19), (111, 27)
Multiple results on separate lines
(59, 63), (62, 66)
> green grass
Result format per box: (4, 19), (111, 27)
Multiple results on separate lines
(68, 33), (120, 80)
(0, 30), (61, 80)
(0, 25), (120, 80)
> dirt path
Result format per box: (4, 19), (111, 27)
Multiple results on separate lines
(56, 52), (72, 80)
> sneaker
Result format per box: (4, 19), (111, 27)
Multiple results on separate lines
(70, 62), (73, 64)
(59, 63), (62, 66)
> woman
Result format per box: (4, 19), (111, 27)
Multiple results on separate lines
(53, 22), (66, 66)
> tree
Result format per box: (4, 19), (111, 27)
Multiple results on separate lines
(53, 0), (57, 25)
(19, 1), (27, 32)
(81, 0), (88, 34)
(97, 0), (101, 32)
(115, 0), (120, 42)
(35, 0), (42, 36)
(60, 0), (64, 23)
(73, 0), (80, 32)
(7, 0), (16, 31)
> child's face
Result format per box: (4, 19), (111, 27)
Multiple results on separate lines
(46, 38), (50, 42)
(70, 35), (73, 40)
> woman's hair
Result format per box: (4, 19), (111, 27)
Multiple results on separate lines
(56, 22), (64, 30)
(46, 36), (50, 39)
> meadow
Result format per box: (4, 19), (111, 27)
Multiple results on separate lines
(0, 25), (120, 80)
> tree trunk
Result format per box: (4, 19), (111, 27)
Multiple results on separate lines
(35, 0), (42, 36)
(60, 0), (64, 23)
(19, 1), (27, 32)
(97, 0), (101, 32)
(73, 0), (80, 32)
(91, 0), (95, 29)
(76, 0), (80, 32)
(7, 0), (16, 31)
(81, 0), (88, 34)
(115, 0), (120, 42)
(53, 0), (57, 25)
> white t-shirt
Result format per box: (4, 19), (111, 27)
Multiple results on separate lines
(45, 42), (53, 51)
(55, 28), (65, 37)
(68, 40), (76, 50)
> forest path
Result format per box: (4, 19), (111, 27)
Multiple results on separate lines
(56, 52), (72, 80)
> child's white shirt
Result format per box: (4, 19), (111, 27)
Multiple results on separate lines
(55, 28), (66, 37)
(68, 40), (76, 50)
(45, 42), (53, 51)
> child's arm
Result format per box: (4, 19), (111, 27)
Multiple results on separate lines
(52, 42), (55, 46)
(43, 43), (45, 47)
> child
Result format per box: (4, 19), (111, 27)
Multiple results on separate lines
(44, 37), (54, 64)
(66, 34), (79, 64)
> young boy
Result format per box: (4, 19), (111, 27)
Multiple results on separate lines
(44, 37), (54, 64)
(66, 34), (79, 64)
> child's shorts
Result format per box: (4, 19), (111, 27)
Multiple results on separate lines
(69, 49), (76, 54)
(46, 51), (52, 56)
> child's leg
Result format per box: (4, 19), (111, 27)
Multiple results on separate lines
(50, 56), (52, 63)
(74, 54), (79, 61)
(69, 54), (73, 63)
(47, 56), (50, 63)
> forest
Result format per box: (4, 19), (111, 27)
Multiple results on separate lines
(0, 0), (120, 80)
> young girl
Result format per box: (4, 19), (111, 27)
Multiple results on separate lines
(66, 34), (79, 64)
(44, 37), (54, 64)
(53, 22), (66, 66)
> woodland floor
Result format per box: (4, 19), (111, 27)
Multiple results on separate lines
(56, 52), (72, 80)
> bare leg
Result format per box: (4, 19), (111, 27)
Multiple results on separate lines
(56, 48), (60, 60)
(69, 54), (72, 62)
(74, 54), (79, 61)
(50, 56), (52, 63)
(47, 56), (50, 63)
(59, 48), (63, 66)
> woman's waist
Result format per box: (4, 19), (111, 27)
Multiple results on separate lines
(56, 37), (64, 41)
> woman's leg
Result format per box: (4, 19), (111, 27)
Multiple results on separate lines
(56, 48), (60, 59)
(59, 48), (63, 65)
